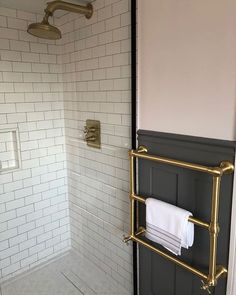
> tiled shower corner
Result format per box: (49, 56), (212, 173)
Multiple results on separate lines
(0, 0), (132, 293)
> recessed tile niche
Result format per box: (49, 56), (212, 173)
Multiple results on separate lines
(0, 129), (21, 173)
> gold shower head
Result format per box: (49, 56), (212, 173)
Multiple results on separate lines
(27, 20), (62, 40)
(27, 1), (93, 40)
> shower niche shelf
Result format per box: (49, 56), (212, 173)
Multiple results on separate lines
(0, 129), (21, 173)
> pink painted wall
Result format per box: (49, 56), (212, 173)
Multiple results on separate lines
(138, 0), (236, 140)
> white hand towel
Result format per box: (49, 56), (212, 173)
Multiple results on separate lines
(145, 198), (194, 256)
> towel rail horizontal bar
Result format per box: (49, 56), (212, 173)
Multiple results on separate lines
(132, 235), (208, 280)
(124, 228), (227, 282)
(130, 147), (234, 176)
(131, 194), (210, 229)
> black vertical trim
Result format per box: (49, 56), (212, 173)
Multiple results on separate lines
(131, 0), (137, 150)
(131, 0), (137, 295)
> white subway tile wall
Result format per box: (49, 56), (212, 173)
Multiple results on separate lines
(0, 0), (132, 292)
(0, 8), (70, 281)
(56, 0), (132, 292)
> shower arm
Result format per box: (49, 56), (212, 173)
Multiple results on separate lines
(43, 0), (93, 22)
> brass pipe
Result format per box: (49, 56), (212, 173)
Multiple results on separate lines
(123, 235), (132, 244)
(215, 266), (227, 280)
(133, 235), (208, 281)
(123, 228), (145, 244)
(45, 1), (93, 19)
(131, 194), (210, 229)
(208, 176), (221, 286)
(130, 152), (135, 236)
(131, 148), (234, 176)
(131, 194), (145, 204)
(129, 151), (135, 197)
(220, 161), (235, 175)
(135, 226), (146, 236)
(188, 216), (209, 230)
(125, 232), (228, 283)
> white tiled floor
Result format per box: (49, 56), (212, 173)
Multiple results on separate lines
(0, 251), (130, 295)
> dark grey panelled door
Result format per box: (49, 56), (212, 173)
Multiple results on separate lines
(137, 130), (235, 295)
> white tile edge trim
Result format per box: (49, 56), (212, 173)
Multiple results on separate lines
(0, 127), (21, 173)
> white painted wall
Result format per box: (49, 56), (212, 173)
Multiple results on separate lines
(138, 0), (236, 141)
(137, 2), (236, 295)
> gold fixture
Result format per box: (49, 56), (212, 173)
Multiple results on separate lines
(27, 1), (93, 40)
(123, 146), (234, 292)
(201, 280), (213, 294)
(84, 120), (101, 149)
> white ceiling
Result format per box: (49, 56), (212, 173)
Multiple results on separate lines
(0, 0), (92, 16)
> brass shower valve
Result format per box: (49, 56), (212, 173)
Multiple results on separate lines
(84, 120), (101, 149)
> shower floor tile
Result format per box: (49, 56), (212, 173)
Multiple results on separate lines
(0, 251), (130, 295)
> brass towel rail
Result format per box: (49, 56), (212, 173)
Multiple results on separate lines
(123, 146), (234, 293)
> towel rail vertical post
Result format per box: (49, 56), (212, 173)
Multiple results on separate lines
(130, 151), (135, 237)
(208, 176), (221, 286)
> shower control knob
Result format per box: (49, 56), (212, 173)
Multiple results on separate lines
(83, 126), (88, 134)
(86, 127), (96, 133)
(85, 135), (96, 142)
(83, 126), (96, 134)
(88, 127), (96, 133)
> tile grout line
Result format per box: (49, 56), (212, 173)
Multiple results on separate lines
(61, 271), (86, 295)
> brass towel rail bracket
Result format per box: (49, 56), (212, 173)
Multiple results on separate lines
(123, 146), (234, 293)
